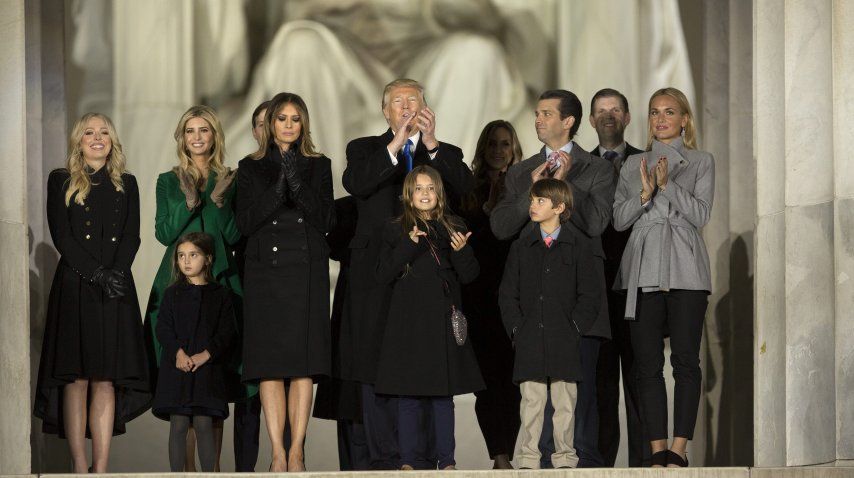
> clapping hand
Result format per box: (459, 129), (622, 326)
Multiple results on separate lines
(210, 167), (236, 208)
(450, 231), (472, 251)
(388, 114), (418, 155)
(655, 156), (669, 188)
(416, 107), (438, 150)
(552, 151), (573, 180)
(639, 157), (656, 202)
(176, 168), (200, 210)
(530, 161), (549, 184)
(409, 225), (427, 244)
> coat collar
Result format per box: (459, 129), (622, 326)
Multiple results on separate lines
(650, 137), (690, 178)
(523, 222), (576, 247)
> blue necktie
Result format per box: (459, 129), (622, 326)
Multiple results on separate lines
(403, 139), (414, 172)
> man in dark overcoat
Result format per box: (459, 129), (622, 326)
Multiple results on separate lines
(490, 89), (614, 467)
(340, 78), (474, 470)
(587, 88), (648, 467)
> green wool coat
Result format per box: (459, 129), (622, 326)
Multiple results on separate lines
(144, 170), (242, 368)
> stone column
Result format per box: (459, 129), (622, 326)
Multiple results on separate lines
(754, 0), (851, 467)
(0, 0), (32, 474)
(699, 0), (755, 466)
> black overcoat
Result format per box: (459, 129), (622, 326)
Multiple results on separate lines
(34, 167), (151, 437)
(498, 224), (604, 383)
(236, 145), (334, 382)
(339, 130), (473, 384)
(152, 282), (238, 420)
(374, 219), (485, 396)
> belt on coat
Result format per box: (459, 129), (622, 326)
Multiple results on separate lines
(623, 215), (694, 321)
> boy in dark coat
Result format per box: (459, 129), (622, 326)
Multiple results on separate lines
(498, 178), (604, 469)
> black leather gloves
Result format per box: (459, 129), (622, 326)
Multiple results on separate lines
(91, 266), (130, 299)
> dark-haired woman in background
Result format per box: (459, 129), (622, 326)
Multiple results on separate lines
(34, 113), (150, 473)
(460, 120), (524, 469)
(613, 87), (714, 468)
(236, 92), (334, 472)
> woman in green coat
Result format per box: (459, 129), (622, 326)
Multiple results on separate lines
(144, 105), (242, 470)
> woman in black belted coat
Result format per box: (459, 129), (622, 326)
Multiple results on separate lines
(235, 92), (334, 473)
(34, 113), (150, 474)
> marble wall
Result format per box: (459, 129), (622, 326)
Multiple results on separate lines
(753, 0), (854, 467)
(0, 0), (32, 474)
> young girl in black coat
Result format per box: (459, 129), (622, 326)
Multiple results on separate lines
(375, 165), (485, 470)
(152, 232), (237, 472)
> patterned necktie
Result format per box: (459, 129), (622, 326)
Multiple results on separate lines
(603, 150), (620, 180)
(544, 236), (554, 248)
(403, 139), (414, 172)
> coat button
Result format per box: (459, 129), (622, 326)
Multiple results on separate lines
(111, 237), (116, 242)
(272, 220), (278, 225)
(85, 234), (91, 240)
(539, 295), (543, 301)
(85, 206), (90, 212)
(539, 323), (544, 328)
(545, 267), (550, 273)
(86, 220), (92, 226)
(272, 246), (278, 252)
(297, 218), (303, 223)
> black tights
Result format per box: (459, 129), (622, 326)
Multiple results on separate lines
(169, 415), (216, 472)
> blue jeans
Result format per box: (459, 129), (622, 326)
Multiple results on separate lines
(399, 396), (454, 469)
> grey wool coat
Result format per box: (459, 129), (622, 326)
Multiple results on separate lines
(612, 137), (714, 320)
(490, 142), (615, 339)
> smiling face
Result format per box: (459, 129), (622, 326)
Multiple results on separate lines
(590, 96), (630, 144)
(79, 116), (112, 163)
(535, 98), (574, 149)
(183, 117), (214, 158)
(383, 86), (424, 134)
(176, 241), (209, 284)
(411, 173), (438, 215)
(648, 94), (688, 144)
(484, 126), (513, 172)
(273, 103), (303, 151)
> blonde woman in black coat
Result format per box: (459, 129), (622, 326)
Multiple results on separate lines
(34, 113), (150, 473)
(236, 92), (334, 472)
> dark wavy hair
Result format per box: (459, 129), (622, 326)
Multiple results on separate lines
(172, 231), (216, 285)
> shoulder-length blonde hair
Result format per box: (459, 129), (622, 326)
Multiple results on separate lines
(173, 105), (227, 187)
(64, 113), (128, 206)
(251, 92), (321, 159)
(646, 87), (697, 150)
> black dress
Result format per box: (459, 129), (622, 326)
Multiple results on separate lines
(152, 282), (237, 420)
(34, 168), (151, 437)
(236, 145), (334, 382)
(374, 219), (485, 397)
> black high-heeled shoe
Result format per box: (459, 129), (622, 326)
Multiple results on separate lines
(651, 450), (668, 467)
(666, 450), (689, 467)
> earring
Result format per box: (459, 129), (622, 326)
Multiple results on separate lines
(680, 126), (685, 136)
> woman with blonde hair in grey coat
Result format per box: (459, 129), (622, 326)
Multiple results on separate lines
(612, 87), (714, 469)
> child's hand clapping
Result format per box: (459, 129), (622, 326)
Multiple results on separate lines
(409, 225), (427, 244)
(450, 231), (472, 251)
(190, 350), (211, 372)
(176, 348), (194, 372)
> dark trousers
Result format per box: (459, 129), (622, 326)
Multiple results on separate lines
(399, 396), (455, 469)
(630, 290), (707, 441)
(360, 383), (399, 469)
(539, 336), (604, 467)
(474, 382), (521, 459)
(233, 395), (293, 472)
(596, 289), (648, 467)
(337, 419), (370, 471)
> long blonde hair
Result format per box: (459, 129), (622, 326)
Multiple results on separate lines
(399, 165), (462, 237)
(64, 113), (128, 206)
(251, 92), (321, 159)
(646, 87), (697, 150)
(173, 105), (227, 187)
(461, 120), (523, 214)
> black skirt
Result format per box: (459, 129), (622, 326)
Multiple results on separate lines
(34, 263), (152, 437)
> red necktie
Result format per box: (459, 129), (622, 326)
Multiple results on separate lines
(544, 236), (554, 248)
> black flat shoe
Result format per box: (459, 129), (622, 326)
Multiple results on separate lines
(666, 450), (689, 467)
(651, 450), (668, 467)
